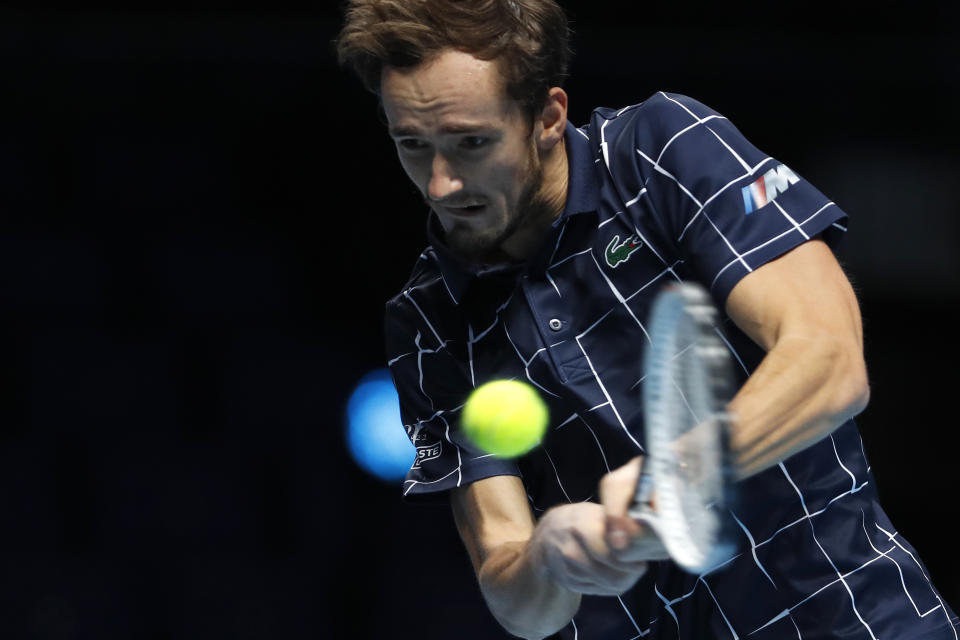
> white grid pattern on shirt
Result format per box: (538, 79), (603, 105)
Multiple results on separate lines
(613, 92), (830, 295)
(565, 97), (939, 638)
(744, 510), (956, 639)
(709, 202), (836, 291)
(605, 455), (938, 640)
(676, 157), (777, 242)
(502, 320), (560, 399)
(393, 95), (954, 639)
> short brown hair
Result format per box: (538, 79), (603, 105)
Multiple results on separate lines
(336, 0), (572, 119)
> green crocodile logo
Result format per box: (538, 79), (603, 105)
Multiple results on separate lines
(605, 234), (642, 268)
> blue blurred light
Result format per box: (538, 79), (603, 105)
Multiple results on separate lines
(345, 368), (415, 483)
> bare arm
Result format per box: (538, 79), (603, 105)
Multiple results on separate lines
(450, 473), (654, 639)
(724, 238), (870, 479)
(450, 475), (579, 639)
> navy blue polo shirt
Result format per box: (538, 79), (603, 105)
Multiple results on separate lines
(384, 93), (959, 639)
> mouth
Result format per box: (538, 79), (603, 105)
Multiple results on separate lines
(442, 203), (487, 217)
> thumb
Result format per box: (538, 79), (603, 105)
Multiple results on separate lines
(599, 456), (645, 550)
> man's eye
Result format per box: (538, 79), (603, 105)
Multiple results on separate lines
(460, 136), (488, 149)
(398, 139), (427, 151)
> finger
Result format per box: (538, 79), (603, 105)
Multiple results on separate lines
(598, 456), (644, 517)
(611, 528), (672, 563)
(570, 527), (648, 575)
(548, 540), (647, 596)
(563, 571), (644, 596)
(605, 514), (644, 551)
(542, 543), (619, 594)
(553, 561), (643, 595)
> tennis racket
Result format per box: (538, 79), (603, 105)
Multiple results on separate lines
(628, 282), (738, 573)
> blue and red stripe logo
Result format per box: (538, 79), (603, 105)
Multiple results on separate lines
(742, 164), (800, 213)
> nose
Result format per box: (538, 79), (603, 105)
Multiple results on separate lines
(427, 153), (463, 201)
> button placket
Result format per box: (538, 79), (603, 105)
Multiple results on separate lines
(519, 278), (569, 383)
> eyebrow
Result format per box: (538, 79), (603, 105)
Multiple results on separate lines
(388, 123), (494, 137)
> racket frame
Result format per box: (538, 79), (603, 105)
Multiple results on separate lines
(628, 282), (738, 573)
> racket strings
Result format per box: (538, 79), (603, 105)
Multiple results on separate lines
(640, 283), (736, 572)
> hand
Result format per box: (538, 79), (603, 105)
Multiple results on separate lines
(600, 456), (671, 563)
(528, 501), (648, 596)
(528, 457), (670, 596)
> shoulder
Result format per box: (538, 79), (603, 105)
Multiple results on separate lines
(586, 92), (725, 152)
(584, 92), (770, 200)
(384, 247), (457, 351)
(385, 247), (446, 312)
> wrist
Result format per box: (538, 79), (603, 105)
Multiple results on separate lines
(479, 538), (581, 638)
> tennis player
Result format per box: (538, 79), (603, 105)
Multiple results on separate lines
(337, 1), (959, 638)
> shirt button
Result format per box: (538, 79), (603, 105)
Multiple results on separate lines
(548, 318), (563, 331)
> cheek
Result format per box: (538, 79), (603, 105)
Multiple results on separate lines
(506, 166), (537, 206)
(500, 141), (538, 195)
(397, 156), (427, 192)
(484, 158), (529, 201)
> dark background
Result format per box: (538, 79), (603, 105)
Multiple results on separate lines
(1, 1), (957, 638)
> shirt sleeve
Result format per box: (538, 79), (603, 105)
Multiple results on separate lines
(608, 92), (848, 307)
(384, 287), (520, 503)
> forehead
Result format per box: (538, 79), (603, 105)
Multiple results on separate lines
(380, 49), (521, 132)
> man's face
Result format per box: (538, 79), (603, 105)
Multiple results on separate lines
(380, 49), (549, 262)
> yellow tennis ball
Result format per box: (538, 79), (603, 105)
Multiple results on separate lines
(461, 380), (549, 458)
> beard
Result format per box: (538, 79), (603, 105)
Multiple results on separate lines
(438, 155), (551, 264)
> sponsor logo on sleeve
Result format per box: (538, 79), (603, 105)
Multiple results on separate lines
(741, 164), (800, 213)
(412, 441), (443, 469)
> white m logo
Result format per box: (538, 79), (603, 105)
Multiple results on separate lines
(763, 164), (800, 199)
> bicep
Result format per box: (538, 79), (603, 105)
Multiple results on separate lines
(725, 238), (863, 353)
(450, 475), (536, 574)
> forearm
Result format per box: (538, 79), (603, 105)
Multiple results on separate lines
(728, 332), (870, 479)
(451, 477), (583, 639)
(478, 539), (581, 639)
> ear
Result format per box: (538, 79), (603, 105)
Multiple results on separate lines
(536, 87), (568, 152)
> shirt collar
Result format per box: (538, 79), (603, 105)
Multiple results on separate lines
(425, 217), (485, 303)
(560, 120), (601, 217)
(428, 120), (600, 302)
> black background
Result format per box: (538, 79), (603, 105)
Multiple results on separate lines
(1, 2), (958, 638)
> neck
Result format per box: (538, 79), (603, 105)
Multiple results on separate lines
(539, 135), (569, 221)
